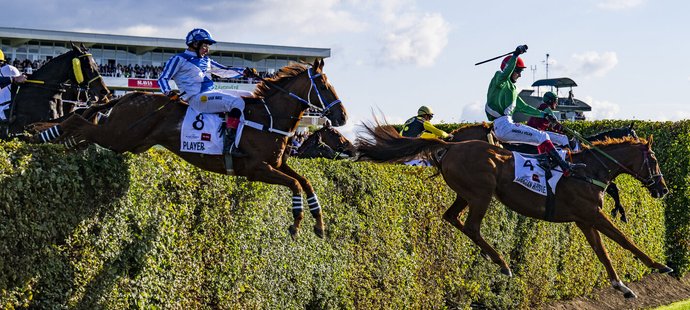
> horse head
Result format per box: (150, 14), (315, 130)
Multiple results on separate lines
(69, 43), (110, 103)
(315, 123), (356, 157)
(638, 136), (668, 198)
(589, 136), (668, 198)
(297, 134), (338, 159)
(305, 58), (346, 126)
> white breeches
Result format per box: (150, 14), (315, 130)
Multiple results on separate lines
(493, 116), (549, 146)
(188, 89), (252, 114)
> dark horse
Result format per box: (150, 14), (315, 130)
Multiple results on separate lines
(357, 124), (670, 299)
(449, 122), (638, 222)
(2, 43), (109, 139)
(33, 59), (346, 238)
(294, 123), (355, 159)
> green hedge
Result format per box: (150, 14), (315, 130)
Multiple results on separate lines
(0, 129), (673, 309)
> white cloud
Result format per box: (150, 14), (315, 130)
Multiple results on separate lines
(597, 0), (645, 10)
(569, 51), (618, 78)
(242, 0), (367, 35)
(582, 96), (621, 120)
(460, 101), (486, 122)
(380, 12), (449, 67)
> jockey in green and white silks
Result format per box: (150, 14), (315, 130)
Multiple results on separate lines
(485, 45), (584, 175)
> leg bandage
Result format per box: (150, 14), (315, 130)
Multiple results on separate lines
(291, 195), (303, 219)
(307, 194), (321, 217)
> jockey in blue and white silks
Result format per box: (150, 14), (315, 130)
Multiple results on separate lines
(158, 28), (254, 116)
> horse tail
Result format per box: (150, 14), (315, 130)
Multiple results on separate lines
(356, 122), (448, 166)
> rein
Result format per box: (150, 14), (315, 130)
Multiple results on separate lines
(561, 125), (662, 189)
(249, 67), (341, 117)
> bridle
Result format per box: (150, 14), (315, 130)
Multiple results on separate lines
(71, 52), (107, 102)
(587, 144), (663, 189)
(252, 67), (341, 117)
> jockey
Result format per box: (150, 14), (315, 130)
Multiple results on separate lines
(485, 45), (584, 175)
(526, 91), (572, 148)
(158, 28), (257, 136)
(0, 49), (23, 121)
(400, 106), (454, 140)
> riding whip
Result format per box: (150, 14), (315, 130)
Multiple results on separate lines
(474, 45), (528, 66)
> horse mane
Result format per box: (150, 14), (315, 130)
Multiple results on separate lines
(588, 136), (646, 147)
(253, 63), (308, 97)
(31, 49), (78, 78)
(449, 122), (492, 135)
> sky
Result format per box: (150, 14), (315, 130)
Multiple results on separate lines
(4, 0), (690, 139)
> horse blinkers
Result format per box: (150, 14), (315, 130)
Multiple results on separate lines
(73, 53), (109, 102)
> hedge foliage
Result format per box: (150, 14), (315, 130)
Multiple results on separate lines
(0, 120), (680, 308)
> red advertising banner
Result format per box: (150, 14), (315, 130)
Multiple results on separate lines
(127, 79), (159, 89)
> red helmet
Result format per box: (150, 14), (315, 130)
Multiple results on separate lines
(500, 55), (526, 71)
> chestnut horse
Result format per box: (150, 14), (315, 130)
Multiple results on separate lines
(2, 43), (109, 139)
(450, 122), (638, 222)
(356, 124), (670, 298)
(34, 59), (346, 238)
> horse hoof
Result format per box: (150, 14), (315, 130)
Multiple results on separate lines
(624, 291), (637, 299)
(500, 268), (513, 277)
(313, 225), (325, 239)
(288, 225), (299, 240)
(658, 266), (674, 274)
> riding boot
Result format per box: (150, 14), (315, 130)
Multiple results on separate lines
(547, 148), (585, 176)
(226, 117), (244, 157)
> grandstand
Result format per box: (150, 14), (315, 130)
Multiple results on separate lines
(0, 27), (331, 130)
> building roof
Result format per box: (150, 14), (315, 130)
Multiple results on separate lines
(0, 26), (330, 59)
(531, 77), (578, 88)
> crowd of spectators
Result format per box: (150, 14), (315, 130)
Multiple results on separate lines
(4, 57), (274, 84)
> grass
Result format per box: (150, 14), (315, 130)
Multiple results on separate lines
(651, 298), (690, 310)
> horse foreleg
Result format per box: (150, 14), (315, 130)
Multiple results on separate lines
(244, 164), (309, 240)
(575, 221), (637, 298)
(593, 213), (672, 273)
(461, 197), (512, 276)
(278, 164), (324, 238)
(606, 182), (628, 223)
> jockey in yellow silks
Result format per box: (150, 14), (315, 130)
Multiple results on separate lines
(400, 106), (453, 140)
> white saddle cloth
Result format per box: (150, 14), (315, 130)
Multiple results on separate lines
(512, 150), (566, 196)
(180, 107), (226, 155)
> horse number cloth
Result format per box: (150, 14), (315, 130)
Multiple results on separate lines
(512, 150), (565, 196)
(180, 107), (224, 155)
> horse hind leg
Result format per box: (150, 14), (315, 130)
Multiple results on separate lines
(461, 195), (512, 276)
(443, 196), (491, 261)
